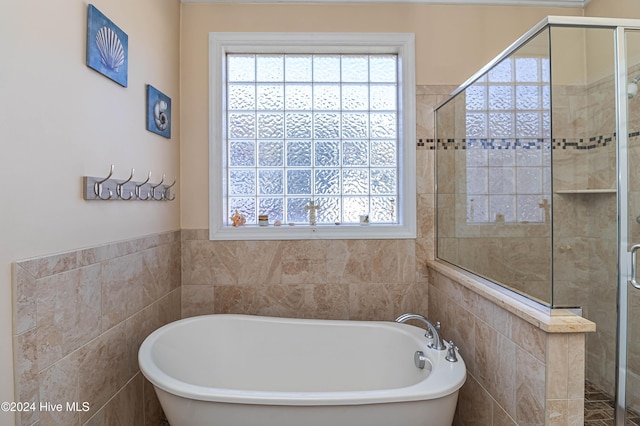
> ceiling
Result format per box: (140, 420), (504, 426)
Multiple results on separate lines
(181, 0), (590, 7)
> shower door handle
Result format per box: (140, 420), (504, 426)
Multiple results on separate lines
(630, 244), (640, 289)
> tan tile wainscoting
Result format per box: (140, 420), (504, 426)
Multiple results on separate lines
(12, 230), (596, 426)
(180, 229), (429, 320)
(12, 231), (181, 426)
(428, 260), (596, 426)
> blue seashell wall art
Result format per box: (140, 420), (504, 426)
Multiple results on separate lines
(146, 85), (171, 138)
(86, 4), (128, 87)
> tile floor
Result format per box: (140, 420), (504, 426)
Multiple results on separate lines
(585, 381), (640, 425)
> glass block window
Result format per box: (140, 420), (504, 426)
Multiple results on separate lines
(225, 53), (399, 225)
(465, 57), (552, 224)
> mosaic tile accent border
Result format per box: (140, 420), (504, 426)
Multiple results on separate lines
(438, 138), (549, 149)
(426, 131), (640, 151)
(553, 134), (615, 150)
(429, 133), (624, 151)
(435, 138), (549, 150)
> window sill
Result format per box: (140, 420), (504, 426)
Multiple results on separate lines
(209, 223), (416, 240)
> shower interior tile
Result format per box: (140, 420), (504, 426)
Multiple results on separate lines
(583, 380), (640, 425)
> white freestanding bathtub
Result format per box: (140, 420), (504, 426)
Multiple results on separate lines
(138, 314), (466, 426)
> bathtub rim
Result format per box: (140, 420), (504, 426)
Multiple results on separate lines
(138, 314), (467, 406)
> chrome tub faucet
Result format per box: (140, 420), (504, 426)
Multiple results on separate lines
(395, 313), (446, 351)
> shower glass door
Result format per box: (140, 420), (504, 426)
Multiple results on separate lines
(624, 28), (640, 426)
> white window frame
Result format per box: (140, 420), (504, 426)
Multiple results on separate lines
(209, 32), (416, 240)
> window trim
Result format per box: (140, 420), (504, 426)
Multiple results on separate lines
(209, 32), (416, 240)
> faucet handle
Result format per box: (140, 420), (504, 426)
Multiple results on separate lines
(445, 340), (459, 363)
(425, 321), (440, 339)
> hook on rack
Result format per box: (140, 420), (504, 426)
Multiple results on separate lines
(116, 168), (135, 200)
(150, 174), (166, 201)
(93, 164), (114, 200)
(135, 171), (152, 201)
(164, 177), (177, 201)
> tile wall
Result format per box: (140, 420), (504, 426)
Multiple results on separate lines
(432, 57), (633, 416)
(551, 66), (640, 411)
(12, 231), (181, 426)
(551, 76), (619, 409)
(431, 77), (603, 425)
(428, 261), (592, 426)
(181, 231), (427, 320)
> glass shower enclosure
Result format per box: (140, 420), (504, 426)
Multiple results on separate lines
(434, 16), (640, 424)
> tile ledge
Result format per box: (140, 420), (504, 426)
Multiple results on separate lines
(427, 260), (595, 334)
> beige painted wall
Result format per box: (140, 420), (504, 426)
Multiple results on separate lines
(179, 2), (581, 230)
(0, 0), (180, 423)
(586, 0), (640, 19)
(585, 0), (640, 71)
(586, 0), (640, 82)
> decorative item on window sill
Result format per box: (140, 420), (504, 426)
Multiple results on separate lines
(230, 210), (246, 227)
(304, 200), (320, 226)
(83, 164), (176, 201)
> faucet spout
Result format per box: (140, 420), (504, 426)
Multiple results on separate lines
(395, 313), (446, 350)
